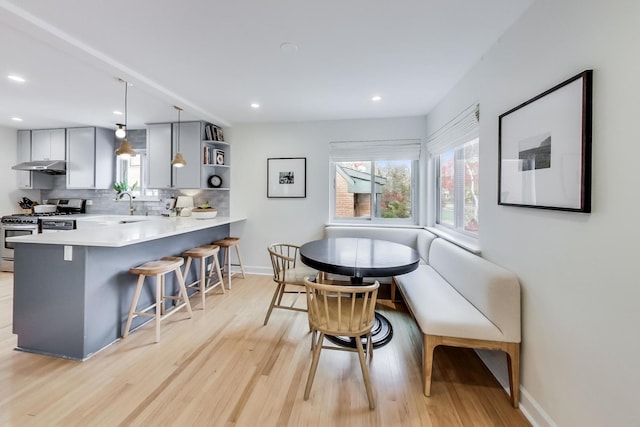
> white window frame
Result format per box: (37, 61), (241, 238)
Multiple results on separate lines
(115, 149), (159, 201)
(329, 139), (421, 225)
(427, 104), (480, 241)
(434, 138), (479, 236)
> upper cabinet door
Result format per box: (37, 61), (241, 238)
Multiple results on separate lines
(31, 129), (66, 161)
(147, 123), (172, 189)
(172, 121), (201, 189)
(49, 129), (66, 160)
(16, 130), (32, 188)
(66, 127), (95, 188)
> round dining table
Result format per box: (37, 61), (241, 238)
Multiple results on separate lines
(299, 237), (420, 348)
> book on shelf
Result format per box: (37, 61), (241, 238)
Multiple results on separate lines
(214, 149), (225, 165)
(205, 125), (213, 141)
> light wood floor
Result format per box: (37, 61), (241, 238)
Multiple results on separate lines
(0, 271), (529, 426)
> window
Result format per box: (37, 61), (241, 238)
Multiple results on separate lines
(330, 140), (420, 224)
(116, 149), (158, 199)
(436, 138), (479, 233)
(428, 104), (480, 236)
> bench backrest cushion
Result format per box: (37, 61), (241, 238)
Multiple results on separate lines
(428, 239), (521, 343)
(324, 226), (436, 263)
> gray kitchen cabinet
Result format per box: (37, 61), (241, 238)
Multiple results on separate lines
(31, 128), (66, 161)
(172, 121), (201, 189)
(147, 121), (204, 189)
(16, 130), (53, 189)
(147, 123), (173, 188)
(66, 127), (114, 189)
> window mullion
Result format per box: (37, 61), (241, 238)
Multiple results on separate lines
(371, 161), (377, 221)
(454, 148), (465, 228)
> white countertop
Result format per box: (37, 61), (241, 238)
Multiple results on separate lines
(6, 215), (246, 247)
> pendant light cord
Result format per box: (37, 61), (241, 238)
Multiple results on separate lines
(176, 105), (182, 152)
(124, 80), (128, 129)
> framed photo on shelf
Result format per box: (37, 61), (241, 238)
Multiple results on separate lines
(498, 70), (593, 212)
(267, 157), (306, 198)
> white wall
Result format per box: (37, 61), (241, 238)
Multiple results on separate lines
(0, 126), (40, 215)
(227, 117), (427, 275)
(426, 1), (640, 426)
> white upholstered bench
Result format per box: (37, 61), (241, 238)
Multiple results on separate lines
(324, 225), (521, 408)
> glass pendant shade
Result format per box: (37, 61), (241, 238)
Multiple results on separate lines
(115, 124), (126, 139)
(115, 138), (136, 158)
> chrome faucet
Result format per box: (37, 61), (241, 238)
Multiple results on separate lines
(117, 192), (136, 215)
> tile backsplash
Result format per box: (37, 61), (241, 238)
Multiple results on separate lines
(42, 176), (229, 216)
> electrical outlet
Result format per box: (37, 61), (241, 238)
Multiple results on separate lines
(86, 200), (93, 205)
(64, 246), (73, 261)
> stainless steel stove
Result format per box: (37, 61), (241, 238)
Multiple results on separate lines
(1, 198), (86, 272)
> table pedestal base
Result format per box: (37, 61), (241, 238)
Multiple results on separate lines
(324, 312), (393, 349)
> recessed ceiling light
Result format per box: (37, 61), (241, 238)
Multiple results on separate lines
(8, 75), (26, 83)
(371, 95), (382, 102)
(113, 110), (123, 115)
(250, 103), (260, 109)
(279, 42), (299, 54)
(11, 117), (23, 122)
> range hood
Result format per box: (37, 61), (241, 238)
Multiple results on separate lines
(12, 160), (66, 175)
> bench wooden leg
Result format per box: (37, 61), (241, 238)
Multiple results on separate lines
(423, 335), (442, 396)
(505, 342), (520, 408)
(390, 278), (396, 302)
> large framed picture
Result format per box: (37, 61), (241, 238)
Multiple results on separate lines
(267, 157), (307, 198)
(498, 70), (593, 212)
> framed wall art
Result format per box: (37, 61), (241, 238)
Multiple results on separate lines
(267, 157), (307, 198)
(498, 70), (593, 212)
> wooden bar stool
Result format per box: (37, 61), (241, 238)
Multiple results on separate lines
(182, 244), (224, 309)
(122, 256), (192, 343)
(212, 237), (246, 289)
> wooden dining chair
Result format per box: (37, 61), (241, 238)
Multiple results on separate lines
(302, 277), (380, 410)
(265, 243), (318, 325)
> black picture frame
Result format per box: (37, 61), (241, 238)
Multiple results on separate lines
(498, 70), (593, 212)
(267, 157), (307, 198)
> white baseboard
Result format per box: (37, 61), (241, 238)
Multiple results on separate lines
(231, 266), (272, 276)
(475, 350), (557, 427)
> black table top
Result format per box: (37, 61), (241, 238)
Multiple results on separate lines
(299, 237), (420, 281)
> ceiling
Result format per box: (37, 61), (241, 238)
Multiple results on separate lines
(0, 0), (533, 131)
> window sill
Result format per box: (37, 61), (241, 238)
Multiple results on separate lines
(427, 226), (481, 254)
(326, 222), (422, 229)
(127, 195), (161, 202)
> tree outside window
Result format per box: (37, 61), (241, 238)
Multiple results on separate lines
(437, 138), (479, 234)
(334, 160), (414, 221)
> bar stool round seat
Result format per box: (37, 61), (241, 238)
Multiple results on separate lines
(122, 256), (192, 343)
(182, 244), (224, 309)
(212, 237), (246, 290)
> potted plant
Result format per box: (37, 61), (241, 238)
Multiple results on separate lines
(191, 201), (218, 219)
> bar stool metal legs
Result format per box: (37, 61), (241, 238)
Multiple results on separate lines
(123, 256), (192, 342)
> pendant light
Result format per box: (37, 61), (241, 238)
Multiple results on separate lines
(114, 78), (136, 158)
(171, 106), (186, 168)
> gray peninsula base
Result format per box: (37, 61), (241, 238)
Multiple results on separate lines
(12, 224), (229, 360)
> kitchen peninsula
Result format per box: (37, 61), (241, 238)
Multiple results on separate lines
(8, 215), (246, 360)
